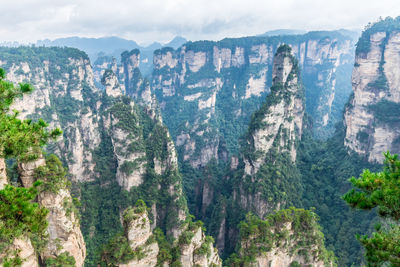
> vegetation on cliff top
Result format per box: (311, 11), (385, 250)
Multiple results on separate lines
(0, 67), (63, 265)
(226, 207), (336, 267)
(356, 16), (400, 55)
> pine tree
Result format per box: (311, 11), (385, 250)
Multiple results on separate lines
(343, 152), (400, 266)
(0, 67), (61, 264)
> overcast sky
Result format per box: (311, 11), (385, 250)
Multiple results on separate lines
(1, 0), (400, 45)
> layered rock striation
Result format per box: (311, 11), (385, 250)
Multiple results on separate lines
(344, 18), (400, 162)
(227, 208), (336, 267)
(150, 31), (354, 168)
(0, 47), (101, 182)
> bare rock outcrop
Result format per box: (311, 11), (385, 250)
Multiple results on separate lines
(151, 32), (353, 169)
(118, 206), (159, 267)
(1, 48), (101, 182)
(344, 21), (400, 162)
(228, 208), (336, 267)
(18, 156), (46, 187)
(244, 45), (304, 176)
(178, 225), (222, 267)
(0, 237), (39, 267)
(38, 188), (86, 267)
(0, 158), (7, 189)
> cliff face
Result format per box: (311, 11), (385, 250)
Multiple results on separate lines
(344, 20), (400, 162)
(118, 206), (159, 267)
(23, 155), (86, 266)
(227, 208), (336, 267)
(151, 32), (354, 168)
(0, 158), (8, 190)
(0, 46), (222, 266)
(178, 224), (222, 267)
(0, 47), (101, 182)
(197, 46), (305, 254)
(98, 69), (187, 237)
(0, 169), (39, 267)
(243, 45), (304, 176)
(236, 45), (304, 219)
(102, 202), (221, 267)
(96, 68), (221, 266)
(0, 237), (39, 267)
(38, 188), (86, 266)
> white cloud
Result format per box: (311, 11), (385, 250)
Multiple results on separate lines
(0, 0), (399, 44)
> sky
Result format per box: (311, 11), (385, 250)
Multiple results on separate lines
(1, 0), (400, 45)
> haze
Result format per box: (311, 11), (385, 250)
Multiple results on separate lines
(1, 0), (399, 45)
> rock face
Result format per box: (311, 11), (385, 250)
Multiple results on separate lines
(244, 45), (304, 176)
(232, 45), (304, 220)
(344, 19), (400, 162)
(0, 47), (101, 182)
(0, 237), (39, 267)
(300, 34), (355, 138)
(0, 158), (7, 189)
(102, 69), (126, 97)
(38, 188), (86, 267)
(178, 226), (222, 267)
(0, 170), (39, 267)
(202, 46), (305, 254)
(18, 156), (46, 187)
(1, 154), (86, 266)
(113, 205), (221, 267)
(229, 208), (336, 267)
(98, 68), (188, 239)
(119, 207), (159, 267)
(150, 31), (354, 168)
(26, 155), (86, 266)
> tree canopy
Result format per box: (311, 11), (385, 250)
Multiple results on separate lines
(0, 68), (61, 161)
(343, 152), (400, 266)
(0, 67), (61, 265)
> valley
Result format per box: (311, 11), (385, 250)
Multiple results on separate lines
(1, 16), (400, 267)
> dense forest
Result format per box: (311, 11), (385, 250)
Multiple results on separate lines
(1, 17), (400, 267)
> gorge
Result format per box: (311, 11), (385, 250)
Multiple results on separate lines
(1, 17), (400, 267)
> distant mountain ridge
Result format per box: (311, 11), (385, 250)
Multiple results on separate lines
(36, 36), (188, 76)
(36, 36), (187, 55)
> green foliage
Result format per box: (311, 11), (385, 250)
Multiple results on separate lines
(108, 96), (143, 138)
(0, 182), (49, 254)
(0, 46), (88, 71)
(289, 261), (301, 267)
(343, 152), (400, 266)
(357, 130), (370, 144)
(226, 208), (336, 267)
(51, 94), (82, 125)
(44, 252), (76, 267)
(297, 125), (380, 266)
(343, 152), (400, 220)
(276, 44), (292, 54)
(123, 199), (147, 223)
(2, 249), (23, 267)
(194, 236), (214, 257)
(356, 16), (400, 55)
(355, 224), (400, 266)
(0, 68), (66, 265)
(34, 154), (70, 193)
(99, 232), (144, 266)
(0, 68), (61, 161)
(154, 228), (178, 266)
(368, 100), (400, 124)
